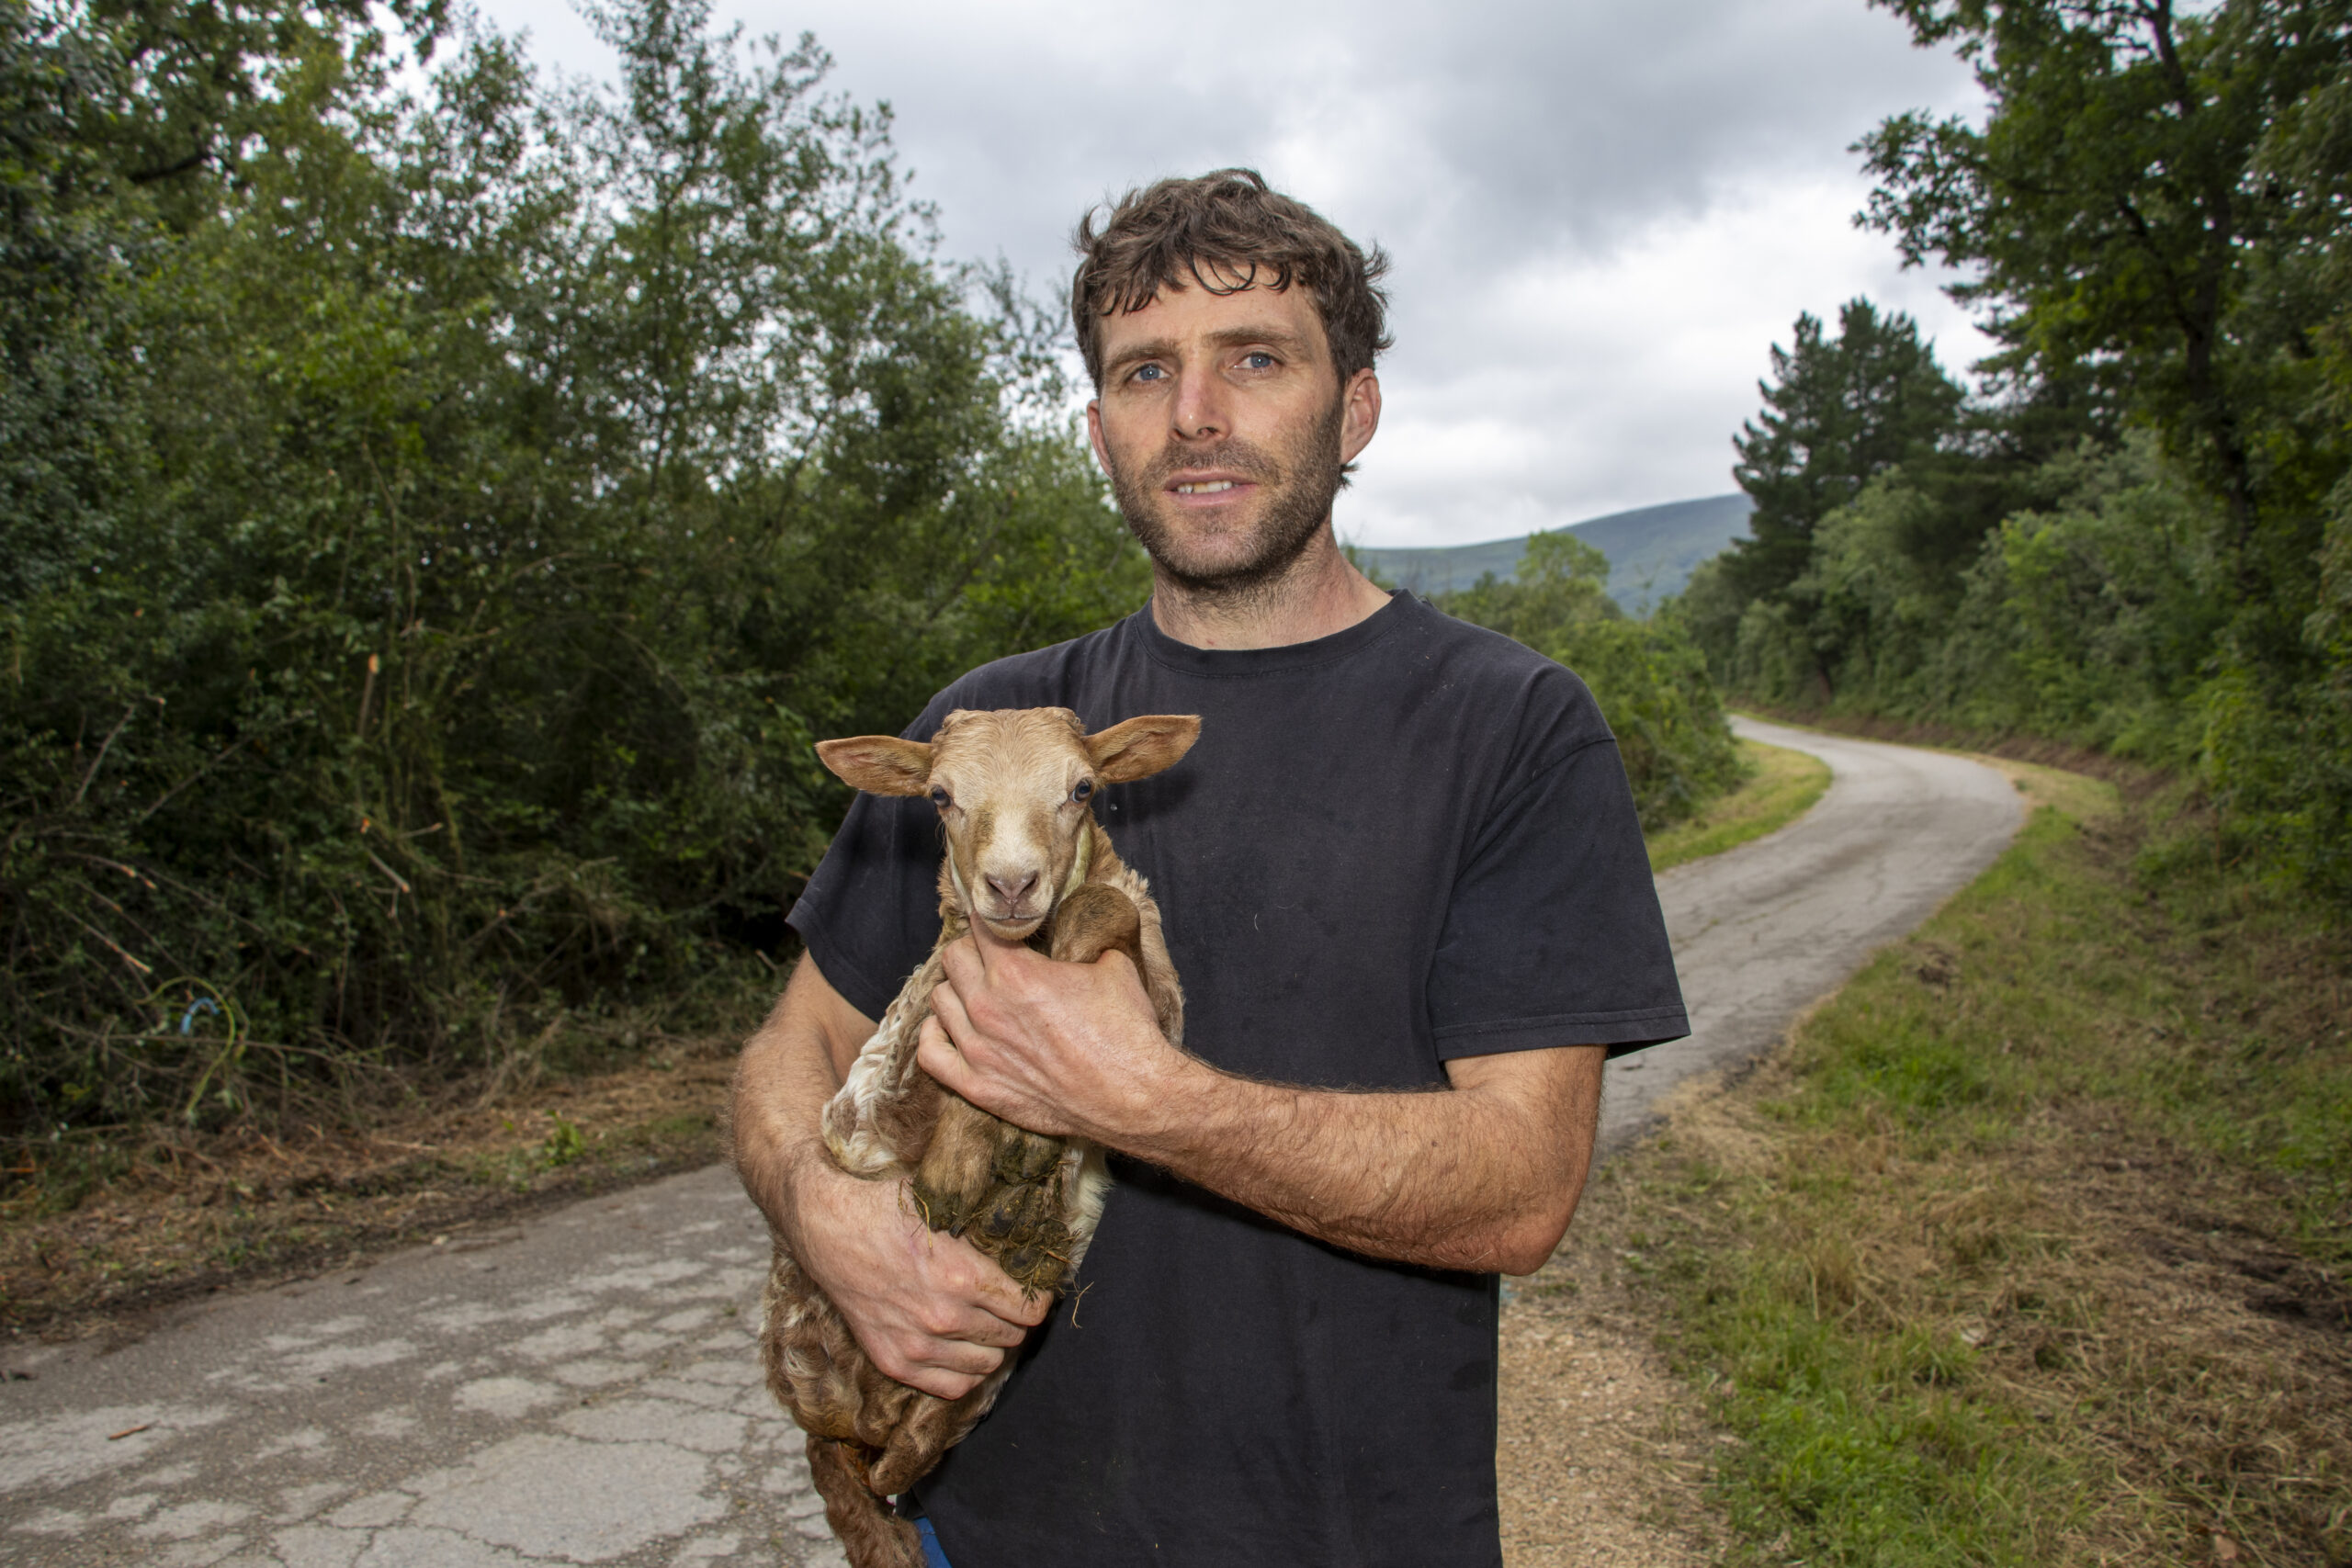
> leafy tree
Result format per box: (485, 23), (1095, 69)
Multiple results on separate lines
(1860, 0), (2349, 636)
(1724, 299), (1966, 605)
(1856, 0), (2352, 899)
(0, 0), (1148, 1136)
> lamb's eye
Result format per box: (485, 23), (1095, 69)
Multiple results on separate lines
(928, 785), (950, 808)
(1071, 779), (1094, 803)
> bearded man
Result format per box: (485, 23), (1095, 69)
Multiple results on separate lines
(729, 169), (1687, 1568)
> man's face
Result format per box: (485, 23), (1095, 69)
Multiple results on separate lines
(1086, 279), (1380, 594)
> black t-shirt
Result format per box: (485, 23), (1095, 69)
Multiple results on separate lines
(787, 592), (1687, 1568)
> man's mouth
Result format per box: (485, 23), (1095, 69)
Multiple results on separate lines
(1164, 472), (1261, 505)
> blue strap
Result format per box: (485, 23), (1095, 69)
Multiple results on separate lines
(916, 1516), (953, 1568)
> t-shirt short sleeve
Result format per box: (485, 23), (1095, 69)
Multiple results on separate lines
(1425, 734), (1687, 1060)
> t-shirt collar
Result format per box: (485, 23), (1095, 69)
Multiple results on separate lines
(1135, 589), (1415, 678)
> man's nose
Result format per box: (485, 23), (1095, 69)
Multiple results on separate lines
(1171, 370), (1227, 440)
(986, 870), (1040, 907)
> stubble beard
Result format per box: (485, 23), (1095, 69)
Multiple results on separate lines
(1105, 392), (1348, 606)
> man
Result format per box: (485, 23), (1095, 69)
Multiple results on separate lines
(729, 169), (1687, 1567)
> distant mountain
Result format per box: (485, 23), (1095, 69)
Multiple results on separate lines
(1351, 493), (1754, 616)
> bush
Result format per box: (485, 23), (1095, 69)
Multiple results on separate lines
(0, 0), (1148, 1134)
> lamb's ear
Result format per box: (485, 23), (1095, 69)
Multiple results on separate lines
(815, 736), (933, 796)
(1086, 715), (1201, 784)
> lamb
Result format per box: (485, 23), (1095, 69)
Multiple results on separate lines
(756, 706), (1197, 1568)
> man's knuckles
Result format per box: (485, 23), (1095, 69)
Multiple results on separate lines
(912, 1301), (972, 1339)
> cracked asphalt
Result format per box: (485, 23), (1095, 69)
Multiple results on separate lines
(0, 1181), (842, 1567)
(0, 716), (2021, 1566)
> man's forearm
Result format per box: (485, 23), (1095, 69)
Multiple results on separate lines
(919, 935), (1607, 1277)
(1117, 1046), (1602, 1276)
(728, 985), (842, 1249)
(729, 954), (1051, 1398)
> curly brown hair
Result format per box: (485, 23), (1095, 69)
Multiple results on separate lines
(1070, 169), (1392, 391)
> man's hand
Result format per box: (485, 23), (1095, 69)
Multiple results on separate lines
(919, 919), (1193, 1145)
(787, 1150), (1048, 1399)
(731, 954), (1047, 1401)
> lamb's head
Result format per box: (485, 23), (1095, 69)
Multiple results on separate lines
(815, 707), (1200, 941)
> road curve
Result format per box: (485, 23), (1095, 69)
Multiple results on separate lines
(0, 719), (2022, 1566)
(1600, 715), (2026, 1151)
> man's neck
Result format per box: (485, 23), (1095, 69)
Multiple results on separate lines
(1148, 528), (1394, 651)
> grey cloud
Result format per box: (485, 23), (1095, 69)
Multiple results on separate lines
(485, 0), (1988, 545)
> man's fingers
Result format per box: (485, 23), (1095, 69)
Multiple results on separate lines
(884, 1340), (1001, 1400)
(909, 1329), (1007, 1376)
(946, 1307), (1031, 1348)
(963, 1259), (1051, 1328)
(963, 917), (1022, 974)
(929, 981), (972, 1045)
(903, 1194), (1046, 1333)
(898, 1369), (982, 1401)
(939, 933), (982, 991)
(917, 1014), (970, 1096)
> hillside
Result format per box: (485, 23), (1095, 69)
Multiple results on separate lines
(1353, 493), (1753, 615)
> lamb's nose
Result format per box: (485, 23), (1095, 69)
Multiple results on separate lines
(986, 871), (1039, 908)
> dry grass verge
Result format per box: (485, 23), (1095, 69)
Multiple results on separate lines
(1611, 761), (2352, 1565)
(0, 1042), (736, 1341)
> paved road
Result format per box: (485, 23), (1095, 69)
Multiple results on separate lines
(1600, 716), (2023, 1149)
(0, 717), (2020, 1567)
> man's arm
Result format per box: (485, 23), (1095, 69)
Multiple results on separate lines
(920, 930), (1604, 1276)
(729, 953), (1048, 1399)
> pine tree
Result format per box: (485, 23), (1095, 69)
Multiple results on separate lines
(1724, 299), (1965, 602)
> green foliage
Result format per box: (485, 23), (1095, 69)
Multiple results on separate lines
(1691, 0), (2352, 908)
(0, 0), (1148, 1134)
(1440, 533), (1748, 830)
(1724, 299), (1967, 606)
(1861, 0), (2349, 580)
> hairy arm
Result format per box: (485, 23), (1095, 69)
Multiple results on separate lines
(920, 930), (1605, 1276)
(729, 953), (1046, 1400)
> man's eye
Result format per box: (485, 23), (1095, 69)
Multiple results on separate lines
(1242, 351), (1274, 370)
(1134, 363), (1166, 382)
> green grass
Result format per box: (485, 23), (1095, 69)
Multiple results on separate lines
(1647, 738), (1834, 873)
(1607, 767), (2352, 1566)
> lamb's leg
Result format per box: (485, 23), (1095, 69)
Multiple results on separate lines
(808, 1434), (923, 1568)
(1047, 883), (1144, 967)
(865, 1377), (994, 1496)
(909, 1093), (1004, 1236)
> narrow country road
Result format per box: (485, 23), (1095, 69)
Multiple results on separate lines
(1600, 716), (2024, 1150)
(0, 718), (2022, 1568)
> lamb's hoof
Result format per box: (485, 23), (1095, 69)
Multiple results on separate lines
(908, 1178), (969, 1237)
(990, 1124), (1063, 1185)
(978, 1181), (1044, 1242)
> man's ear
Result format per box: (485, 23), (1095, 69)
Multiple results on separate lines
(815, 736), (933, 796)
(1086, 716), (1202, 784)
(1084, 400), (1110, 474)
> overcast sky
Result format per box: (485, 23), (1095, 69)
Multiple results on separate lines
(472, 0), (1994, 548)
